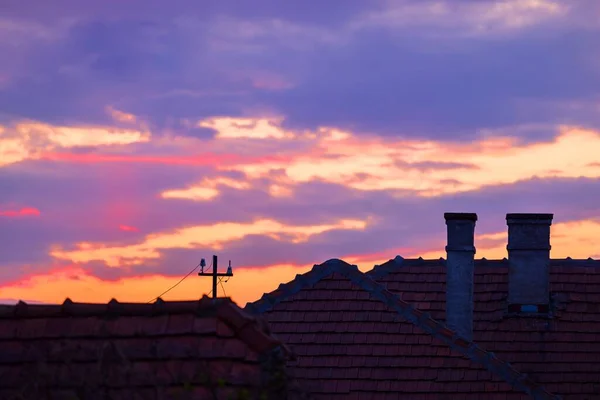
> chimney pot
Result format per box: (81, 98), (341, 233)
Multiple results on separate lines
(444, 212), (477, 340)
(506, 213), (553, 309)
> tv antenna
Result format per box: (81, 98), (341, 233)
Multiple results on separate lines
(198, 254), (233, 299)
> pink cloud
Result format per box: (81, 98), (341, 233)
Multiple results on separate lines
(119, 224), (139, 232)
(0, 207), (41, 218)
(37, 151), (288, 167)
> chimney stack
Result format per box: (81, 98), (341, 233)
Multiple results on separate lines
(506, 213), (553, 313)
(444, 213), (477, 341)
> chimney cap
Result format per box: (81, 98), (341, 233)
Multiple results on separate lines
(506, 213), (553, 221)
(444, 212), (477, 221)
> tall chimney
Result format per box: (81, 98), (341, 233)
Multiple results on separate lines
(444, 212), (477, 341)
(506, 213), (553, 312)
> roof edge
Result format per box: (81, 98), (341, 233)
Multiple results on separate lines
(0, 295), (294, 360)
(210, 295), (294, 358)
(0, 297), (236, 319)
(365, 256), (600, 280)
(244, 258), (358, 314)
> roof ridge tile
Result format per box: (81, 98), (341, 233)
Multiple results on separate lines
(246, 258), (356, 314)
(367, 255), (405, 279)
(364, 256), (600, 279)
(2, 296), (249, 319)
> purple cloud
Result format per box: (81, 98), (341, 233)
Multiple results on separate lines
(2, 1), (598, 141)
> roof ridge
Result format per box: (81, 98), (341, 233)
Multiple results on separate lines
(244, 258), (359, 314)
(1, 296), (234, 318)
(366, 256), (600, 279)
(245, 258), (561, 400)
(0, 295), (294, 360)
(367, 255), (406, 279)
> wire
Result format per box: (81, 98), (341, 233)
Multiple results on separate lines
(201, 260), (213, 274)
(206, 277), (226, 298)
(147, 262), (201, 303)
(219, 277), (227, 297)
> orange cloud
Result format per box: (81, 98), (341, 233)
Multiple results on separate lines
(20, 116), (598, 203)
(211, 120), (600, 197)
(106, 106), (137, 124)
(0, 207), (41, 217)
(50, 218), (369, 267)
(16, 122), (149, 147)
(161, 176), (251, 201)
(119, 225), (139, 232)
(0, 120), (150, 167)
(199, 117), (295, 139)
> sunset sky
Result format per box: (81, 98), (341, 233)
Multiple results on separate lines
(1, 0), (600, 307)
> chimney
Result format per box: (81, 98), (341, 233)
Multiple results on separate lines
(444, 212), (477, 340)
(506, 213), (553, 313)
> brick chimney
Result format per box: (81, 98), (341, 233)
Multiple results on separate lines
(506, 213), (553, 313)
(444, 212), (477, 340)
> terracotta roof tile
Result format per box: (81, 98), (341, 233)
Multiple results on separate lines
(365, 256), (600, 399)
(0, 295), (310, 400)
(246, 258), (560, 399)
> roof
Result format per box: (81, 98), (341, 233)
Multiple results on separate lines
(245, 258), (560, 400)
(367, 256), (600, 399)
(0, 295), (309, 400)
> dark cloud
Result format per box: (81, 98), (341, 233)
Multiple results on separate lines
(257, 31), (600, 141)
(0, 0), (377, 26)
(1, 1), (598, 141)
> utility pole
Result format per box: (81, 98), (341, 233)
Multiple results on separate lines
(198, 254), (233, 299)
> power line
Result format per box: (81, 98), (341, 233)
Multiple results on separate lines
(206, 276), (227, 298)
(219, 278), (227, 297)
(147, 261), (203, 303)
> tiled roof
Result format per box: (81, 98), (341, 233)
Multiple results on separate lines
(245, 259), (560, 400)
(368, 256), (600, 399)
(0, 295), (310, 400)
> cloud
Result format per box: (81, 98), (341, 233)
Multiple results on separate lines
(0, 207), (40, 218)
(199, 117), (294, 139)
(0, 135), (29, 166)
(211, 119), (600, 197)
(352, 0), (567, 38)
(161, 176), (251, 201)
(49, 217), (368, 267)
(2, 1), (599, 142)
(0, 120), (150, 166)
(119, 225), (139, 232)
(16, 122), (149, 147)
(106, 106), (137, 124)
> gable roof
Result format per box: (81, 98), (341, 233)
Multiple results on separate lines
(0, 295), (309, 400)
(245, 259), (560, 399)
(367, 256), (600, 399)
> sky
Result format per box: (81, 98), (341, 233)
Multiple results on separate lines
(1, 0), (600, 307)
